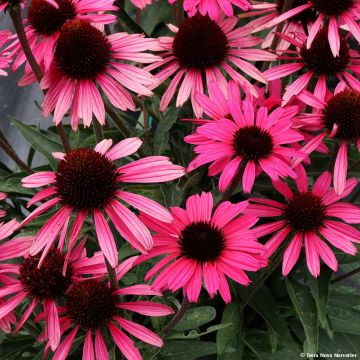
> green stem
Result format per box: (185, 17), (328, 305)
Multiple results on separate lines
(92, 120), (104, 143)
(162, 297), (190, 336)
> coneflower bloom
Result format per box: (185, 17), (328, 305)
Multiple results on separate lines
(264, 0), (360, 57)
(7, 0), (117, 86)
(0, 0), (58, 12)
(185, 85), (303, 193)
(294, 83), (360, 195)
(147, 14), (276, 117)
(264, 28), (360, 104)
(0, 239), (106, 350)
(183, 0), (253, 19)
(247, 168), (360, 277)
(245, 0), (317, 51)
(51, 276), (174, 359)
(41, 18), (160, 130)
(21, 138), (185, 268)
(0, 30), (12, 76)
(137, 192), (268, 303)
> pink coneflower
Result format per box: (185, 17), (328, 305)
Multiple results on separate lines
(41, 18), (160, 130)
(293, 83), (360, 195)
(264, 0), (360, 57)
(21, 138), (185, 268)
(183, 0), (253, 19)
(7, 0), (117, 86)
(0, 30), (12, 76)
(0, 239), (106, 350)
(185, 83), (303, 193)
(247, 168), (360, 277)
(137, 192), (268, 303)
(147, 14), (276, 117)
(245, 0), (317, 50)
(264, 27), (360, 103)
(50, 275), (174, 359)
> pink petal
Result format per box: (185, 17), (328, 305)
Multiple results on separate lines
(282, 232), (302, 276)
(333, 141), (348, 195)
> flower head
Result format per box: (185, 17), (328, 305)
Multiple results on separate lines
(247, 168), (360, 277)
(185, 81), (303, 193)
(264, 27), (360, 103)
(147, 14), (276, 117)
(0, 238), (106, 349)
(137, 192), (267, 303)
(7, 0), (117, 86)
(264, 0), (360, 57)
(294, 83), (360, 195)
(21, 138), (185, 268)
(50, 268), (174, 360)
(41, 19), (160, 129)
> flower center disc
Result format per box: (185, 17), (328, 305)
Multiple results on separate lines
(323, 89), (360, 142)
(233, 125), (273, 160)
(54, 19), (112, 79)
(312, 0), (354, 16)
(28, 0), (76, 35)
(55, 148), (117, 210)
(300, 27), (350, 75)
(173, 15), (228, 69)
(276, 0), (317, 23)
(66, 280), (116, 329)
(284, 192), (325, 231)
(180, 221), (225, 263)
(19, 249), (72, 299)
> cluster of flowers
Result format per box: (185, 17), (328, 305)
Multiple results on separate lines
(0, 0), (359, 358)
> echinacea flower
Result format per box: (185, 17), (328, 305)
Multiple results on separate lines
(50, 274), (174, 359)
(185, 82), (303, 193)
(0, 239), (106, 350)
(245, 0), (317, 50)
(21, 138), (185, 268)
(147, 14), (276, 117)
(0, 30), (12, 76)
(137, 192), (268, 303)
(264, 27), (360, 104)
(41, 18), (161, 130)
(7, 0), (117, 86)
(294, 83), (360, 195)
(264, 0), (360, 57)
(247, 168), (360, 277)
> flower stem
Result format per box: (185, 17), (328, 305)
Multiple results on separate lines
(0, 129), (33, 174)
(9, 4), (71, 153)
(105, 258), (119, 289)
(162, 296), (190, 335)
(331, 266), (360, 284)
(92, 120), (104, 143)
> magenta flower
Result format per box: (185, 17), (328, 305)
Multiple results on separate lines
(0, 30), (12, 76)
(247, 168), (360, 277)
(264, 0), (360, 57)
(50, 274), (174, 359)
(138, 192), (267, 303)
(21, 138), (185, 268)
(246, 0), (317, 51)
(185, 81), (303, 193)
(147, 14), (276, 117)
(294, 83), (360, 195)
(0, 239), (106, 350)
(41, 19), (160, 130)
(264, 27), (360, 104)
(7, 0), (117, 86)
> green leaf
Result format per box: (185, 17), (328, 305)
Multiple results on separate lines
(286, 279), (318, 353)
(11, 118), (63, 170)
(154, 106), (180, 155)
(327, 293), (360, 335)
(308, 267), (333, 330)
(161, 341), (224, 360)
(216, 302), (242, 355)
(141, 1), (174, 35)
(174, 306), (216, 331)
(0, 174), (34, 196)
(167, 323), (231, 340)
(238, 285), (298, 353)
